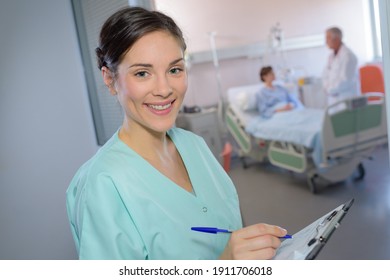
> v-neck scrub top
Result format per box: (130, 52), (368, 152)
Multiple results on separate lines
(66, 127), (243, 259)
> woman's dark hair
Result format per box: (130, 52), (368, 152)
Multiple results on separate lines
(259, 66), (273, 82)
(95, 7), (186, 74)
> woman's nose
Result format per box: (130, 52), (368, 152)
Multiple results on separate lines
(154, 75), (173, 97)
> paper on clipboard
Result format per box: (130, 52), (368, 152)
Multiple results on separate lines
(273, 199), (354, 260)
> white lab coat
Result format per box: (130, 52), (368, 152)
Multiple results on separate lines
(322, 44), (359, 106)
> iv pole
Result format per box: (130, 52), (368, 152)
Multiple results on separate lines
(208, 31), (227, 136)
(267, 22), (290, 82)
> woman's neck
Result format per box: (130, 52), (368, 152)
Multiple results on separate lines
(118, 120), (171, 161)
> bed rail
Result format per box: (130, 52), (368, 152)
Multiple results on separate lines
(225, 106), (251, 154)
(322, 93), (387, 161)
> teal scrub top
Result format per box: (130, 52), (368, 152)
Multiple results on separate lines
(66, 127), (243, 260)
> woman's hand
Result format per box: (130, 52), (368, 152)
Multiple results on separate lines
(219, 223), (288, 260)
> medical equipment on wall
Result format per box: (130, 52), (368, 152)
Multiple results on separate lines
(264, 22), (298, 85)
(225, 83), (387, 193)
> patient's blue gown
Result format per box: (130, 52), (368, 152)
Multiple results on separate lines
(256, 85), (298, 118)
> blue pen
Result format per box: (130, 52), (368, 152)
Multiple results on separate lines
(191, 227), (232, 234)
(191, 227), (292, 239)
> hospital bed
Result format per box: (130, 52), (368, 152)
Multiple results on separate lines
(225, 83), (387, 193)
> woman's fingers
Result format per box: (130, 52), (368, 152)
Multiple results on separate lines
(226, 223), (288, 260)
(234, 223), (287, 239)
(237, 246), (278, 260)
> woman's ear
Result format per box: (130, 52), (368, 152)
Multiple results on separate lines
(102, 66), (117, 95)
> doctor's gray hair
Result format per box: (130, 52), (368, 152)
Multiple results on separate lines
(327, 27), (343, 40)
(95, 7), (186, 74)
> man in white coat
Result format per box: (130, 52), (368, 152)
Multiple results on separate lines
(322, 27), (359, 107)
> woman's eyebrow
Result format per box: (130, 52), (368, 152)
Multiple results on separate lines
(169, 58), (184, 65)
(128, 58), (184, 69)
(128, 63), (152, 68)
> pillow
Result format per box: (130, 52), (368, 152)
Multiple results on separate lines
(226, 83), (263, 111)
(236, 90), (258, 111)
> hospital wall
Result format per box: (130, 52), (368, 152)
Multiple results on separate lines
(0, 0), (376, 259)
(0, 0), (97, 259)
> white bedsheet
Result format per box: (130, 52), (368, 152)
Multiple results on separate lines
(245, 108), (325, 166)
(245, 108), (324, 148)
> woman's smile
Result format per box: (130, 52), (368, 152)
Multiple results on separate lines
(145, 99), (176, 115)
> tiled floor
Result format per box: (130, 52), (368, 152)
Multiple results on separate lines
(228, 145), (390, 259)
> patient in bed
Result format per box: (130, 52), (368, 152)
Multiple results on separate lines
(256, 66), (299, 118)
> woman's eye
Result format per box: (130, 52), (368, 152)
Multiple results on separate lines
(135, 71), (149, 78)
(169, 67), (183, 75)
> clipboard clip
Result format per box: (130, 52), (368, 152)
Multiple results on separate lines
(307, 198), (354, 247)
(307, 210), (338, 246)
(304, 199), (354, 260)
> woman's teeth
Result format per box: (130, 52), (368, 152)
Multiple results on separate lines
(148, 103), (172, 110)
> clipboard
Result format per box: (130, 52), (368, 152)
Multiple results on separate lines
(273, 198), (354, 260)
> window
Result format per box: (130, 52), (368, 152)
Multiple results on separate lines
(370, 0), (382, 59)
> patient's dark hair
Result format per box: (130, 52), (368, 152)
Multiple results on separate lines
(260, 66), (273, 82)
(95, 7), (186, 74)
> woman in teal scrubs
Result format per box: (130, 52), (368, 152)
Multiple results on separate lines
(66, 7), (288, 260)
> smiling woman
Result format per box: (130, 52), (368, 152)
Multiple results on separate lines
(103, 31), (187, 135)
(66, 6), (288, 260)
